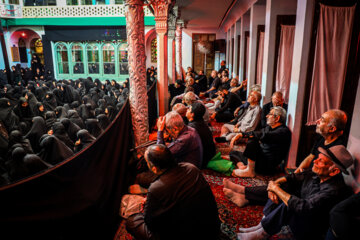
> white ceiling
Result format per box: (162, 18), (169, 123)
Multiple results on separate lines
(176, 0), (236, 29)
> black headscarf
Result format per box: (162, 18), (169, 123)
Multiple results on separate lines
(23, 154), (51, 175)
(43, 92), (57, 111)
(25, 116), (46, 153)
(33, 102), (45, 118)
(74, 129), (95, 153)
(60, 118), (81, 142)
(9, 130), (34, 154)
(67, 109), (85, 129)
(52, 122), (74, 150)
(37, 134), (73, 165)
(25, 92), (39, 114)
(7, 147), (28, 181)
(52, 88), (64, 106)
(0, 98), (19, 132)
(96, 114), (111, 131)
(85, 119), (103, 138)
(55, 106), (68, 119)
(44, 111), (57, 131)
(105, 106), (117, 121)
(78, 104), (91, 121)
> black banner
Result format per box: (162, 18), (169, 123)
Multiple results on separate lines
(44, 26), (126, 41)
(0, 100), (133, 239)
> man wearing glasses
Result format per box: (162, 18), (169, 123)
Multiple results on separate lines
(230, 106), (291, 177)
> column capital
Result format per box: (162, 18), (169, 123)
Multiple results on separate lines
(148, 0), (174, 34)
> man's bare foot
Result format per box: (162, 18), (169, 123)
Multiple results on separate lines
(223, 188), (249, 207)
(236, 162), (247, 170)
(223, 178), (245, 194)
(233, 168), (256, 178)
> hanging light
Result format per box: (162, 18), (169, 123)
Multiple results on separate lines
(21, 32), (26, 37)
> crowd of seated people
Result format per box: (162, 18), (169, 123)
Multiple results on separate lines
(1, 59), (357, 239)
(124, 62), (356, 240)
(0, 73), (130, 186)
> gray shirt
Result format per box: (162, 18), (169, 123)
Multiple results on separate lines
(235, 104), (261, 132)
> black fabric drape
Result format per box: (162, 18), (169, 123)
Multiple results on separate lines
(147, 80), (158, 132)
(0, 100), (133, 240)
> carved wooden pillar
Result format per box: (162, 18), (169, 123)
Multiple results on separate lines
(125, 0), (149, 152)
(149, 0), (173, 116)
(167, 6), (177, 84)
(175, 20), (184, 80)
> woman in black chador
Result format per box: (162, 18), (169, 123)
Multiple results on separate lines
(51, 122), (74, 150)
(60, 118), (81, 143)
(74, 129), (95, 153)
(25, 116), (46, 153)
(55, 106), (68, 119)
(96, 114), (111, 131)
(31, 54), (42, 75)
(85, 119), (103, 138)
(0, 98), (19, 133)
(37, 134), (73, 165)
(67, 109), (85, 129)
(43, 92), (57, 111)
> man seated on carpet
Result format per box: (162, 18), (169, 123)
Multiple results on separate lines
(126, 144), (220, 240)
(215, 90), (261, 142)
(210, 86), (243, 123)
(228, 106), (291, 178)
(222, 109), (348, 207)
(200, 70), (221, 98)
(157, 111), (203, 168)
(183, 91), (210, 124)
(260, 91), (288, 128)
(235, 145), (353, 240)
(186, 102), (216, 169)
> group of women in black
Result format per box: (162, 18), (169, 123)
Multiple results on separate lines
(0, 76), (129, 186)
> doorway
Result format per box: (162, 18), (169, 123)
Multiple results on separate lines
(18, 38), (28, 63)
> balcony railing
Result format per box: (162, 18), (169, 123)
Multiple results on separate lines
(21, 4), (153, 18)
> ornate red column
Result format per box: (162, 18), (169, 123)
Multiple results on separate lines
(125, 0), (149, 151)
(167, 6), (177, 84)
(149, 0), (173, 115)
(175, 19), (184, 80)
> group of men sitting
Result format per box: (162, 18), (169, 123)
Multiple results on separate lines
(125, 64), (357, 240)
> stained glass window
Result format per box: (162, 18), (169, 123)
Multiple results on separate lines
(151, 38), (157, 63)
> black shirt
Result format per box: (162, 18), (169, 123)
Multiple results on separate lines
(144, 163), (220, 239)
(188, 119), (216, 168)
(286, 170), (351, 239)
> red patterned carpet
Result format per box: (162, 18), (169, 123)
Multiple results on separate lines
(114, 117), (294, 240)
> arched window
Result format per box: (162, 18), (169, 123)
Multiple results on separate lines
(56, 43), (69, 74)
(118, 43), (128, 75)
(102, 44), (115, 74)
(151, 38), (157, 63)
(72, 44), (84, 74)
(87, 44), (99, 74)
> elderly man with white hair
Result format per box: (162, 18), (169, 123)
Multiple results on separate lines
(183, 91), (210, 124)
(157, 111), (203, 168)
(229, 106), (291, 177)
